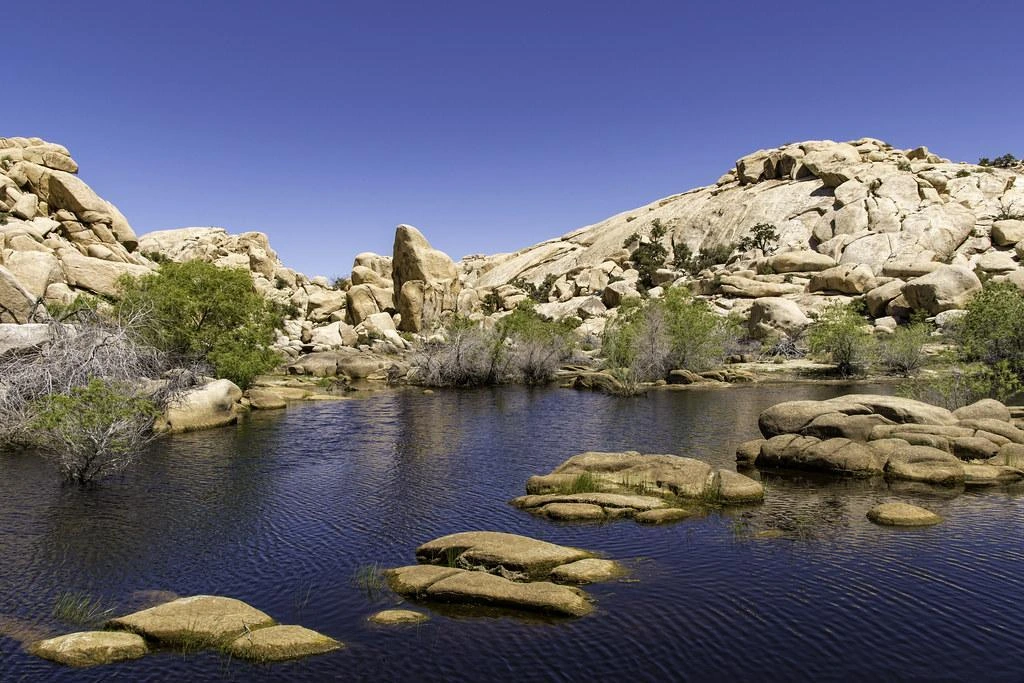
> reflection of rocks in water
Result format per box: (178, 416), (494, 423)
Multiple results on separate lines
(0, 613), (54, 647)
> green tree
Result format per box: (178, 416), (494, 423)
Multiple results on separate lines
(955, 281), (1024, 370)
(626, 219), (669, 291)
(978, 153), (1018, 168)
(116, 261), (284, 388)
(737, 222), (780, 255)
(807, 301), (874, 376)
(30, 379), (160, 485)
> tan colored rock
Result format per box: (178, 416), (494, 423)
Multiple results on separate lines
(155, 379), (243, 433)
(107, 595), (275, 646)
(424, 569), (593, 617)
(635, 508), (696, 524)
(756, 434), (884, 475)
(538, 502), (606, 520)
(511, 492), (669, 512)
(867, 502), (941, 526)
(30, 631), (147, 667)
(747, 297), (809, 339)
(224, 624), (341, 661)
(718, 275), (804, 298)
(246, 388), (287, 410)
(808, 263), (875, 294)
(58, 249), (150, 297)
(991, 219), (1024, 247)
(902, 265), (982, 315)
(735, 439), (766, 465)
(548, 559), (625, 584)
(872, 440), (965, 485)
(762, 251), (836, 273)
(393, 225), (461, 332)
(416, 531), (591, 576)
(961, 463), (1024, 485)
(368, 609), (429, 625)
(387, 565), (462, 594)
(0, 266), (38, 323)
(864, 279), (907, 318)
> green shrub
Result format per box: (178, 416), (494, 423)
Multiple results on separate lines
(877, 323), (930, 376)
(899, 362), (1023, 409)
(510, 273), (559, 303)
(410, 302), (576, 386)
(116, 261), (284, 388)
(807, 302), (875, 376)
(601, 287), (738, 381)
(954, 281), (1024, 371)
(30, 379), (159, 485)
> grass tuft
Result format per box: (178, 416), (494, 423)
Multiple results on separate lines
(52, 592), (114, 627)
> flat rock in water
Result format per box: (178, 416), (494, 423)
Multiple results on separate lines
(107, 595), (275, 646)
(31, 631), (147, 667)
(548, 559), (625, 584)
(224, 625), (342, 661)
(424, 569), (593, 617)
(368, 609), (429, 625)
(387, 565), (463, 594)
(717, 470), (765, 502)
(867, 502), (942, 527)
(961, 463), (1024, 486)
(415, 531), (591, 577)
(635, 508), (696, 524)
(539, 503), (606, 520)
(511, 492), (669, 512)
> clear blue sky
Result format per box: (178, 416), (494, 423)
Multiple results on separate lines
(6, 0), (1022, 278)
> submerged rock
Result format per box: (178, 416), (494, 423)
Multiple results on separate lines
(224, 624), (342, 662)
(30, 631), (147, 667)
(867, 502), (942, 527)
(107, 595), (275, 646)
(635, 508), (697, 524)
(368, 609), (430, 625)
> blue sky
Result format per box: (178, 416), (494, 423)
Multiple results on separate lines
(6, 0), (1022, 278)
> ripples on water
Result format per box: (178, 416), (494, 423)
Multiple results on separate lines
(1, 384), (1022, 682)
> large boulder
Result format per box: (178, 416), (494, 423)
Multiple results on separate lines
(761, 250), (836, 273)
(392, 225), (461, 332)
(0, 266), (38, 323)
(808, 263), (876, 294)
(759, 395), (957, 438)
(155, 379), (243, 433)
(30, 631), (147, 667)
(107, 595), (275, 646)
(756, 435), (884, 475)
(901, 265), (982, 315)
(57, 249), (150, 298)
(747, 297), (810, 339)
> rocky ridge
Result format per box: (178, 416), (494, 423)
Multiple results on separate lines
(4, 136), (1024, 375)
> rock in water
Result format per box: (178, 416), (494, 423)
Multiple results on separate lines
(415, 531), (592, 577)
(867, 502), (942, 527)
(368, 609), (430, 625)
(107, 595), (275, 646)
(224, 624), (342, 661)
(31, 631), (147, 667)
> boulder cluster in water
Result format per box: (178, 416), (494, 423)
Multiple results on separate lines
(740, 394), (1024, 486)
(513, 451), (764, 523)
(31, 595), (341, 667)
(386, 531), (624, 618)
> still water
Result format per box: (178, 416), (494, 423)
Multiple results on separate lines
(1, 384), (1022, 682)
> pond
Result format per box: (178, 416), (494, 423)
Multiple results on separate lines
(1, 384), (1022, 681)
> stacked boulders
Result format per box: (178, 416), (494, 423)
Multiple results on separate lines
(737, 395), (1024, 488)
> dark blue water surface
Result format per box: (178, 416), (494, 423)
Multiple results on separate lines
(1, 384), (1022, 682)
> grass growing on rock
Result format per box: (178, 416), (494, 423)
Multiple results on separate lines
(352, 563), (386, 600)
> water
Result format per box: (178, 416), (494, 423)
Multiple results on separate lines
(1, 384), (1022, 682)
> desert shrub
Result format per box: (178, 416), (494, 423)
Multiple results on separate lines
(807, 302), (875, 376)
(116, 261), (284, 388)
(601, 287), (739, 381)
(671, 240), (735, 275)
(899, 361), (1023, 409)
(410, 303), (576, 387)
(626, 219), (669, 291)
(877, 322), (930, 376)
(0, 312), (194, 451)
(954, 281), (1024, 372)
(737, 222), (780, 255)
(978, 153), (1018, 168)
(510, 274), (559, 304)
(30, 378), (159, 484)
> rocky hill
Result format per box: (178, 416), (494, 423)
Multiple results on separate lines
(4, 135), (1024, 370)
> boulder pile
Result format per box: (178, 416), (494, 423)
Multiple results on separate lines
(513, 451), (764, 523)
(387, 531), (624, 617)
(738, 395), (1024, 486)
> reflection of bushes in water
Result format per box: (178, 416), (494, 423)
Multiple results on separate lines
(729, 496), (850, 542)
(899, 362), (1023, 409)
